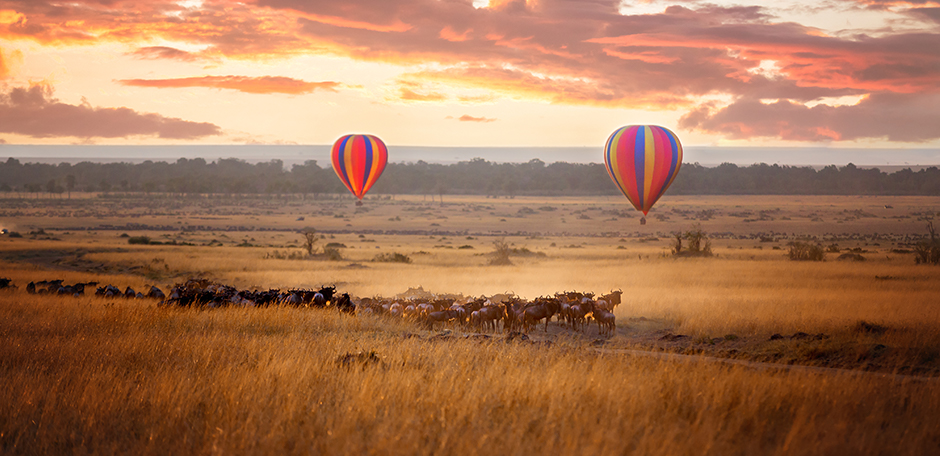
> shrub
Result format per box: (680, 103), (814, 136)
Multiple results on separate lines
(128, 236), (152, 245)
(373, 252), (411, 263)
(914, 222), (940, 265)
(488, 238), (513, 266)
(788, 242), (825, 261)
(672, 224), (713, 257)
(323, 247), (345, 261)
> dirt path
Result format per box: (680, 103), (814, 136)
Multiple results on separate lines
(593, 347), (940, 383)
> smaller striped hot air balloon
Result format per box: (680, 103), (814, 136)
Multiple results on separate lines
(604, 125), (683, 218)
(331, 134), (388, 205)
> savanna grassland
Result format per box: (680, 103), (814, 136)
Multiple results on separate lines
(1, 193), (939, 455)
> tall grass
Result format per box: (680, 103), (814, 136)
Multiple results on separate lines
(1, 295), (938, 455)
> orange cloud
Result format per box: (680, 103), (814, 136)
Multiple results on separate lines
(0, 84), (221, 139)
(440, 26), (471, 42)
(456, 114), (496, 122)
(130, 46), (201, 62)
(679, 93), (940, 142)
(398, 86), (448, 102)
(117, 76), (342, 94)
(4, 0), (940, 142)
(0, 48), (7, 79)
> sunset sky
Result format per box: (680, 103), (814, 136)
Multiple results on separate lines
(1, 0), (939, 150)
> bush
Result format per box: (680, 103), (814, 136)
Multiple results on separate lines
(488, 238), (513, 266)
(373, 252), (411, 263)
(128, 236), (152, 245)
(323, 247), (345, 261)
(672, 224), (713, 257)
(788, 242), (825, 261)
(914, 222), (940, 265)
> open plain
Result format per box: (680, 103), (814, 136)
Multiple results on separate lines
(1, 193), (939, 455)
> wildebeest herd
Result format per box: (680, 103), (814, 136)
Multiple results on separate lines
(3, 276), (621, 335)
(358, 290), (622, 335)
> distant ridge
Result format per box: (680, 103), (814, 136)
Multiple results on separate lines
(1, 144), (938, 169)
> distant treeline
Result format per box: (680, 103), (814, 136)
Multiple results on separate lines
(1, 157), (939, 197)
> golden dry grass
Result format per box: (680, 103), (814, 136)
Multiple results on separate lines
(2, 194), (940, 454)
(1, 294), (938, 455)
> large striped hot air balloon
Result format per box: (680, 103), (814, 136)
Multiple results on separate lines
(604, 125), (683, 216)
(331, 134), (388, 204)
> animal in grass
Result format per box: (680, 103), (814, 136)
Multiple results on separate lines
(335, 293), (355, 313)
(147, 286), (165, 300)
(426, 309), (459, 330)
(469, 310), (482, 329)
(389, 302), (403, 318)
(317, 286), (336, 306)
(593, 308), (616, 336)
(567, 301), (595, 333)
(596, 290), (623, 312)
(477, 304), (506, 333)
(521, 297), (561, 333)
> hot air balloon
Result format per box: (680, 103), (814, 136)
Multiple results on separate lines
(331, 134), (388, 205)
(604, 125), (682, 221)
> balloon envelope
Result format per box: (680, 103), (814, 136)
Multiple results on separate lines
(604, 125), (683, 215)
(331, 134), (388, 200)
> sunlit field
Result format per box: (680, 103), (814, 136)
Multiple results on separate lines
(1, 194), (939, 454)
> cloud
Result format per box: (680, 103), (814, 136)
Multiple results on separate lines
(455, 114), (496, 122)
(4, 0), (940, 142)
(0, 48), (7, 79)
(117, 75), (342, 94)
(130, 46), (201, 62)
(0, 84), (221, 139)
(398, 87), (448, 102)
(679, 93), (940, 142)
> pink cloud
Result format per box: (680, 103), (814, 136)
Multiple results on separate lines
(3, 0), (940, 141)
(456, 114), (496, 122)
(130, 46), (201, 62)
(0, 84), (221, 139)
(0, 48), (8, 79)
(118, 75), (342, 94)
(679, 93), (940, 142)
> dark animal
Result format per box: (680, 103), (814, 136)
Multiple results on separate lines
(335, 293), (355, 313)
(521, 297), (561, 333)
(147, 286), (165, 299)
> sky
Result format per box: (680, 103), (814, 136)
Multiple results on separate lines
(1, 0), (939, 152)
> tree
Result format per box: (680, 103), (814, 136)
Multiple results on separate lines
(488, 238), (513, 266)
(672, 224), (713, 257)
(301, 228), (319, 256)
(45, 179), (56, 198)
(435, 180), (447, 206)
(65, 174), (76, 199)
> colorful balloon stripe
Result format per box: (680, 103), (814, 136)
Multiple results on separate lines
(604, 125), (683, 215)
(331, 134), (388, 200)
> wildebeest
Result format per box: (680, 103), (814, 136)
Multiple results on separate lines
(476, 304), (506, 332)
(593, 308), (616, 336)
(147, 286), (165, 299)
(426, 309), (459, 330)
(521, 297), (561, 333)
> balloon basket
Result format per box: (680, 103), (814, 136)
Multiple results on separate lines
(640, 217), (646, 225)
(355, 200), (364, 207)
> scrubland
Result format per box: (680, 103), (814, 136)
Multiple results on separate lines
(1, 194), (939, 454)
